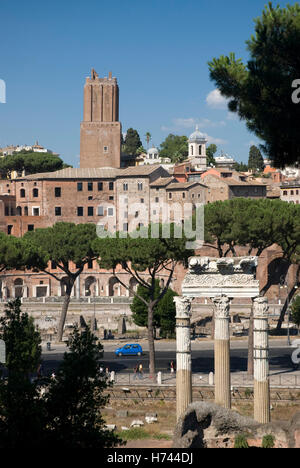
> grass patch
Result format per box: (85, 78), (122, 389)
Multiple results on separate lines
(117, 428), (151, 441)
(117, 427), (171, 441)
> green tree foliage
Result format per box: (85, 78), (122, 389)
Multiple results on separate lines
(23, 223), (98, 341)
(131, 281), (178, 338)
(203, 198), (300, 329)
(290, 296), (300, 332)
(208, 3), (300, 168)
(206, 144), (217, 166)
(157, 287), (178, 338)
(0, 233), (26, 272)
(0, 151), (70, 178)
(159, 134), (188, 163)
(94, 224), (193, 375)
(131, 280), (161, 329)
(248, 145), (264, 172)
(0, 304), (121, 448)
(0, 299), (43, 448)
(44, 326), (121, 448)
(234, 162), (249, 172)
(145, 132), (152, 148)
(0, 299), (41, 377)
(123, 128), (142, 156)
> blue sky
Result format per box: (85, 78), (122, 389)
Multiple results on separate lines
(0, 0), (295, 166)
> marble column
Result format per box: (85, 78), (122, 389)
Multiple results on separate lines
(212, 294), (231, 409)
(174, 296), (193, 421)
(253, 296), (270, 424)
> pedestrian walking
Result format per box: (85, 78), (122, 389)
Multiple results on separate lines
(37, 363), (43, 379)
(133, 363), (139, 380)
(170, 360), (175, 374)
(138, 363), (143, 379)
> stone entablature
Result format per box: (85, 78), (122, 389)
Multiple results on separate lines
(182, 256), (260, 298)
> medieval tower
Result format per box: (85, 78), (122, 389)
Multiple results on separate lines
(80, 69), (121, 168)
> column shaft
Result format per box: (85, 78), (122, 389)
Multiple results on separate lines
(174, 297), (193, 421)
(253, 297), (270, 424)
(213, 295), (231, 409)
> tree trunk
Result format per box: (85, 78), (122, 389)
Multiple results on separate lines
(148, 304), (156, 377)
(247, 305), (254, 376)
(276, 265), (299, 331)
(57, 279), (74, 342)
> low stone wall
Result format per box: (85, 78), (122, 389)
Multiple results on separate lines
(173, 402), (300, 448)
(0, 299), (143, 339)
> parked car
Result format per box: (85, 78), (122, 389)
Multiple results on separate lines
(115, 343), (143, 357)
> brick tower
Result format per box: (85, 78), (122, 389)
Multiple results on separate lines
(80, 69), (121, 168)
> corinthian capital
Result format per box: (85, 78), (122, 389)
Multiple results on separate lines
(253, 296), (269, 319)
(174, 296), (193, 319)
(212, 294), (230, 319)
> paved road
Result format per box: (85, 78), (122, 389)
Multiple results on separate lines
(40, 339), (299, 376)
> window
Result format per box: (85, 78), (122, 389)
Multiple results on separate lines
(155, 197), (159, 203)
(140, 198), (144, 204)
(104, 146), (109, 153)
(55, 187), (61, 197)
(55, 207), (61, 216)
(98, 206), (104, 216)
(98, 182), (103, 191)
(4, 206), (9, 216)
(283, 190), (287, 196)
(182, 192), (186, 199)
(123, 223), (128, 232)
(77, 182), (83, 192)
(28, 224), (34, 232)
(88, 206), (94, 216)
(88, 182), (93, 191)
(24, 206), (28, 216)
(190, 145), (193, 156)
(33, 207), (40, 216)
(168, 193), (172, 199)
(7, 225), (13, 235)
(33, 188), (39, 198)
(20, 189), (25, 198)
(123, 183), (128, 191)
(135, 211), (139, 218)
(138, 182), (143, 191)
(87, 259), (93, 269)
(108, 208), (114, 217)
(291, 190), (294, 195)
(77, 207), (84, 216)
(199, 145), (202, 155)
(51, 260), (57, 269)
(109, 182), (114, 191)
(109, 196), (114, 201)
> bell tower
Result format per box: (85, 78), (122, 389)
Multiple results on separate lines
(80, 69), (121, 168)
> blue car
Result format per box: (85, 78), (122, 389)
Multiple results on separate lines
(115, 343), (143, 357)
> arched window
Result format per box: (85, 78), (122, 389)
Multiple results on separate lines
(199, 145), (202, 155)
(33, 188), (39, 198)
(190, 145), (193, 156)
(24, 206), (28, 216)
(20, 189), (25, 198)
(16, 206), (22, 216)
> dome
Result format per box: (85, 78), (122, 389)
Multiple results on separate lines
(189, 126), (207, 143)
(148, 146), (159, 154)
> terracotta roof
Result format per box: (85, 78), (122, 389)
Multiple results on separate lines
(167, 181), (207, 190)
(202, 173), (265, 187)
(150, 177), (174, 187)
(20, 167), (121, 180)
(118, 165), (167, 177)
